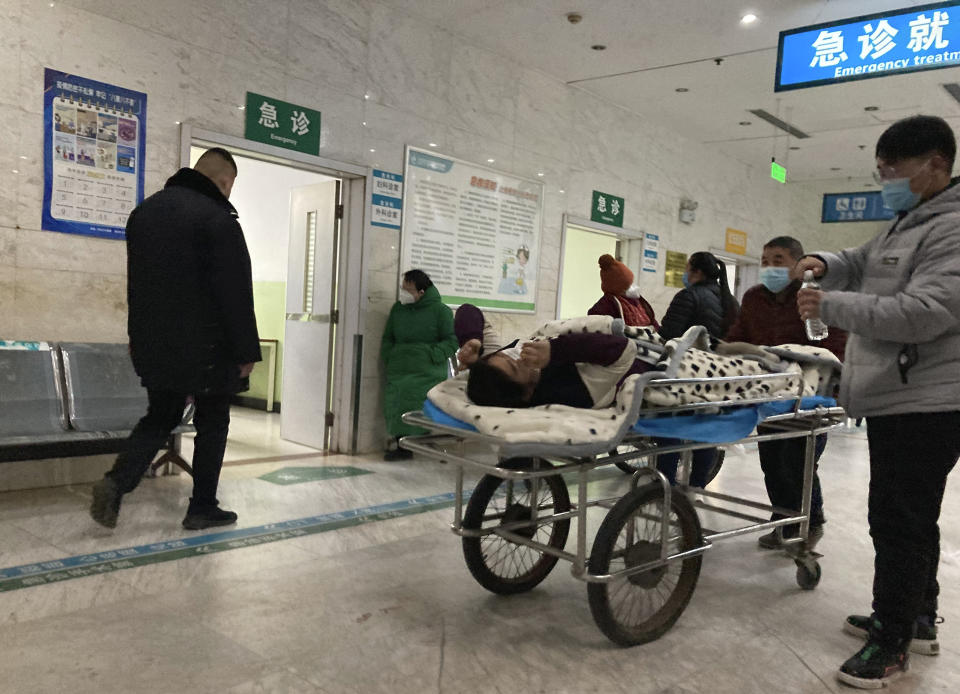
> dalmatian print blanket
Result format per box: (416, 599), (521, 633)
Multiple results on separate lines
(425, 317), (840, 451)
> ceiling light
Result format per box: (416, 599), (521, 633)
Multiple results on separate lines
(237, 105), (245, 110)
(675, 87), (689, 93)
(428, 142), (437, 147)
(559, 189), (565, 194)
(864, 105), (879, 111)
(741, 13), (758, 25)
(369, 148), (376, 153)
(11, 169), (18, 174)
(364, 93), (370, 100)
(739, 121), (752, 126)
(174, 120), (181, 125)
(19, 155), (27, 159)
(591, 44), (606, 51)
(487, 158), (495, 163)
(361, 121), (367, 126)
(537, 172), (544, 177)
(789, 146), (800, 150)
(830, 167), (842, 171)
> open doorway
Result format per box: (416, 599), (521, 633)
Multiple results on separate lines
(557, 218), (645, 319)
(186, 141), (362, 453)
(710, 249), (759, 302)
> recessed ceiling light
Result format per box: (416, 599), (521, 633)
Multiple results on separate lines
(428, 142), (437, 147)
(369, 148), (376, 153)
(675, 87), (689, 93)
(487, 158), (495, 163)
(739, 121), (752, 126)
(741, 13), (758, 25)
(361, 121), (367, 126)
(11, 169), (18, 174)
(591, 44), (606, 51)
(364, 94), (370, 100)
(537, 172), (544, 177)
(864, 105), (879, 111)
(559, 189), (565, 194)
(19, 155), (27, 159)
(237, 105), (245, 110)
(174, 120), (181, 125)
(789, 146), (800, 150)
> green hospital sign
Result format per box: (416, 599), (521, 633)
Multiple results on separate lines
(244, 92), (321, 155)
(591, 190), (624, 227)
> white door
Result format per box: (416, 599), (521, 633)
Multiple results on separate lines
(281, 181), (341, 450)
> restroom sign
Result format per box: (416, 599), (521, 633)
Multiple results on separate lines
(244, 92), (320, 155)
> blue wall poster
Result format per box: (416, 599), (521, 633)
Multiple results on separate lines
(370, 169), (403, 230)
(821, 191), (896, 223)
(42, 69), (147, 240)
(777, 2), (960, 91)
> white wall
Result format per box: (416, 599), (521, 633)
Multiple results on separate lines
(0, 0), (885, 452)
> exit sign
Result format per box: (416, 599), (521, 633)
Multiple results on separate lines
(771, 161), (787, 183)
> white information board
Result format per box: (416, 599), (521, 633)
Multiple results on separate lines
(401, 146), (544, 313)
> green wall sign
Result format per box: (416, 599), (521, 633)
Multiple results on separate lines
(771, 161), (787, 183)
(591, 190), (624, 227)
(244, 92), (321, 155)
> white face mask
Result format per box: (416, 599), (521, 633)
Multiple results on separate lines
(624, 284), (642, 299)
(398, 288), (416, 305)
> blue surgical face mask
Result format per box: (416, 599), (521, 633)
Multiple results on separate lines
(759, 266), (791, 293)
(881, 178), (921, 212)
(681, 271), (691, 289)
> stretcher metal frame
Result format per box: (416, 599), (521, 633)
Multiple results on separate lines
(400, 372), (846, 646)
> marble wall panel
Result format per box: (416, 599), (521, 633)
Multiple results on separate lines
(515, 68), (572, 163)
(14, 268), (126, 342)
(15, 228), (125, 276)
(286, 0), (370, 100)
(447, 43), (517, 144)
(0, 262), (14, 334)
(0, 1), (19, 109)
(187, 0), (290, 71)
(442, 126), (513, 173)
(0, 104), (21, 229)
(361, 101), (447, 154)
(366, 3), (452, 122)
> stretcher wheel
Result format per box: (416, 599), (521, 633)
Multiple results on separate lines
(703, 449), (725, 485)
(795, 560), (822, 590)
(462, 458), (571, 595)
(587, 483), (703, 646)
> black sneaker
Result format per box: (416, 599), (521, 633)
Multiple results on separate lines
(837, 628), (909, 689)
(182, 505), (238, 530)
(90, 477), (122, 528)
(383, 447), (413, 461)
(845, 614), (941, 656)
(758, 524), (823, 551)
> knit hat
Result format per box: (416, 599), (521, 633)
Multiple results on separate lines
(454, 304), (484, 347)
(598, 254), (634, 295)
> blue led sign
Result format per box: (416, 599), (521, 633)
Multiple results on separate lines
(776, 2), (960, 91)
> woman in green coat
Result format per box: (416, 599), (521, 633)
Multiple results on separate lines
(381, 269), (457, 460)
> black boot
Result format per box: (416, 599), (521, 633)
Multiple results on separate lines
(90, 477), (122, 528)
(182, 499), (238, 530)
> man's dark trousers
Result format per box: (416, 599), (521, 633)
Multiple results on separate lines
(106, 389), (231, 507)
(866, 411), (960, 638)
(757, 431), (828, 530)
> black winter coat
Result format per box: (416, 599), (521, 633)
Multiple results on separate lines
(658, 282), (726, 340)
(126, 168), (261, 394)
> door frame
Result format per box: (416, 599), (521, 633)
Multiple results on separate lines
(179, 125), (367, 453)
(709, 246), (760, 302)
(557, 214), (644, 319)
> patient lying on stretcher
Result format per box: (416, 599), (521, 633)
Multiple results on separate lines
(462, 333), (650, 409)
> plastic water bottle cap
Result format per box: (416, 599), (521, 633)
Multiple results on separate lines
(803, 270), (814, 281)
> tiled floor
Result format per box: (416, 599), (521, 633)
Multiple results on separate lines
(1, 412), (959, 693)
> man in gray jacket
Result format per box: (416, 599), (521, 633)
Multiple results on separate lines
(796, 115), (960, 689)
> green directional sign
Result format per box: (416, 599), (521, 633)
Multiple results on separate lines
(771, 161), (787, 183)
(591, 190), (625, 227)
(258, 466), (371, 486)
(244, 92), (321, 155)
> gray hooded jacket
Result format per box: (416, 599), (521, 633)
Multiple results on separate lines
(817, 180), (960, 417)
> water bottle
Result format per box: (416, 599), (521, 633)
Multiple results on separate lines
(802, 270), (829, 341)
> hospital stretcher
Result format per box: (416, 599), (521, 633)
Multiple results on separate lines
(399, 371), (845, 646)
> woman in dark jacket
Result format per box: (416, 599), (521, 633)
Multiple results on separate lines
(659, 252), (739, 341)
(656, 252), (740, 489)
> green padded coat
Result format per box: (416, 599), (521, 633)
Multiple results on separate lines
(380, 285), (457, 437)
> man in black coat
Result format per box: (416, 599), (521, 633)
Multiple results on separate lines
(90, 148), (261, 530)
